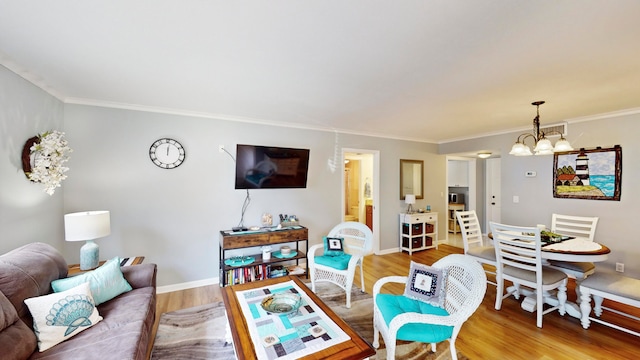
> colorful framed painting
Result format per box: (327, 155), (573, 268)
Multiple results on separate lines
(553, 145), (622, 201)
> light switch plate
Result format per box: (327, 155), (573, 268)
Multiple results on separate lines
(525, 171), (536, 177)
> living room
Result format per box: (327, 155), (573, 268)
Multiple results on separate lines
(2, 2), (640, 358)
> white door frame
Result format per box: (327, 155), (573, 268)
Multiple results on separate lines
(445, 156), (476, 242)
(342, 148), (380, 255)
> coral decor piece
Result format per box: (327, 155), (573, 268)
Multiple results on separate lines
(22, 130), (73, 195)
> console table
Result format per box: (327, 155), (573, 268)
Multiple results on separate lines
(219, 226), (308, 287)
(399, 212), (438, 254)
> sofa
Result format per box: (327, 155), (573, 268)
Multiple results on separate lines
(0, 242), (157, 360)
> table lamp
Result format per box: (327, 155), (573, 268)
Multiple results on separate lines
(64, 211), (111, 270)
(405, 194), (416, 214)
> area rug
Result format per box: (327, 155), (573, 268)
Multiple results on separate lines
(150, 282), (468, 359)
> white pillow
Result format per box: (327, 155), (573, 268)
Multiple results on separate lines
(24, 282), (103, 352)
(404, 261), (447, 308)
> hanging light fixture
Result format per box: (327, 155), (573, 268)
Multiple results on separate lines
(509, 101), (573, 156)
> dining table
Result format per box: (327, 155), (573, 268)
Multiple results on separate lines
(488, 232), (611, 319)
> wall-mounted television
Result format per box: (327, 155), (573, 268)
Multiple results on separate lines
(235, 144), (310, 189)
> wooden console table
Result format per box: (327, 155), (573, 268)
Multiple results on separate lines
(219, 226), (308, 287)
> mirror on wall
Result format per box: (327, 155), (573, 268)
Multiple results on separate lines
(400, 159), (424, 200)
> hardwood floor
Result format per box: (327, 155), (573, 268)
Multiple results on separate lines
(152, 244), (640, 359)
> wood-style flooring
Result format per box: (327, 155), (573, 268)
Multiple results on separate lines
(151, 244), (640, 360)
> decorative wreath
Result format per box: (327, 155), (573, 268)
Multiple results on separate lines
(21, 131), (72, 195)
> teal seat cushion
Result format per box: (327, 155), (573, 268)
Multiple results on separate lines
(376, 293), (453, 343)
(315, 253), (352, 270)
(51, 257), (132, 305)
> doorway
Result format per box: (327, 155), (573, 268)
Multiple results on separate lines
(342, 149), (380, 254)
(485, 157), (501, 231)
(445, 156), (476, 248)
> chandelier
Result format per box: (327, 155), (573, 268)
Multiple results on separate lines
(509, 101), (573, 156)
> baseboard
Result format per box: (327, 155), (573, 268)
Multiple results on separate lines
(157, 277), (218, 294)
(376, 247), (399, 255)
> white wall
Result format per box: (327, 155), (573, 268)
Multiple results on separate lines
(440, 114), (640, 277)
(61, 104), (445, 286)
(0, 65), (66, 254)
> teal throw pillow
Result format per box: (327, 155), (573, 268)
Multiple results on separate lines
(323, 236), (345, 256)
(52, 257), (132, 305)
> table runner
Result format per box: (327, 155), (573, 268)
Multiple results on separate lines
(543, 238), (602, 252)
(235, 280), (351, 360)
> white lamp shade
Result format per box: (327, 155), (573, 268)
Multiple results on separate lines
(509, 143), (532, 156)
(405, 194), (416, 205)
(64, 211), (111, 241)
(553, 139), (574, 152)
(533, 138), (553, 153)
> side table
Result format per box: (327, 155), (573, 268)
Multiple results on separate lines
(68, 256), (145, 276)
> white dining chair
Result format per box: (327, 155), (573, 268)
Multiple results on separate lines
(490, 221), (568, 328)
(455, 210), (496, 286)
(546, 214), (599, 302)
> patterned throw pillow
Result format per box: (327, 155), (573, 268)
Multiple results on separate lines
(404, 261), (447, 308)
(24, 282), (103, 352)
(323, 236), (345, 256)
(51, 257), (132, 305)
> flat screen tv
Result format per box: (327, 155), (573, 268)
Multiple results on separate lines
(235, 144), (310, 189)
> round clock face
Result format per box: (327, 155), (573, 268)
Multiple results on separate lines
(149, 138), (186, 169)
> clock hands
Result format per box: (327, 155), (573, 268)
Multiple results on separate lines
(166, 144), (170, 156)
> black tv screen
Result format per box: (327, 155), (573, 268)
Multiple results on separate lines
(235, 144), (310, 189)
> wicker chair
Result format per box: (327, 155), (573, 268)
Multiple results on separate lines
(372, 254), (487, 360)
(307, 221), (373, 308)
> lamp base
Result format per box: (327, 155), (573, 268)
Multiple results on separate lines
(80, 240), (100, 270)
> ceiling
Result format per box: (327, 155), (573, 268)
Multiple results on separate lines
(2, 1), (640, 143)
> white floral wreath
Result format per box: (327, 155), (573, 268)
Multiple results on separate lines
(22, 131), (73, 195)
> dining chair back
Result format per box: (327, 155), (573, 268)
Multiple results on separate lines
(456, 210), (496, 286)
(490, 221), (568, 328)
(307, 221), (373, 308)
(551, 214), (599, 241)
(548, 214), (599, 301)
(372, 254), (487, 360)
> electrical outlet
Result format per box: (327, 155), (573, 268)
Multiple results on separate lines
(616, 263), (624, 272)
(218, 144), (225, 153)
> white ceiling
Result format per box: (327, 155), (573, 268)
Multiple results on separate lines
(2, 1), (640, 143)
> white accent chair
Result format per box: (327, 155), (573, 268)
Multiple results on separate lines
(490, 221), (568, 328)
(372, 254), (487, 360)
(455, 210), (497, 286)
(307, 221), (373, 308)
(546, 214), (599, 302)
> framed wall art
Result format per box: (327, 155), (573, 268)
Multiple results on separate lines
(553, 145), (622, 201)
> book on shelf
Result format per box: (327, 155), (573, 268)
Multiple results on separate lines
(268, 265), (288, 278)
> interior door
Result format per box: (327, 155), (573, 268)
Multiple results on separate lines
(343, 149), (380, 254)
(485, 158), (501, 232)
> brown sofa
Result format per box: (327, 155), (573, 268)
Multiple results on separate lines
(0, 242), (157, 360)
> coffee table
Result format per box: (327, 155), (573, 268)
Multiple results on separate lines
(222, 276), (375, 360)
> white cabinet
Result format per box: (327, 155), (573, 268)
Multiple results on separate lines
(448, 160), (469, 187)
(399, 212), (438, 255)
(447, 203), (465, 234)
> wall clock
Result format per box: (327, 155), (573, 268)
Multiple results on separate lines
(149, 138), (186, 169)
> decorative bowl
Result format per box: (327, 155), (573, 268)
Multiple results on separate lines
(280, 246), (291, 255)
(260, 293), (302, 315)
